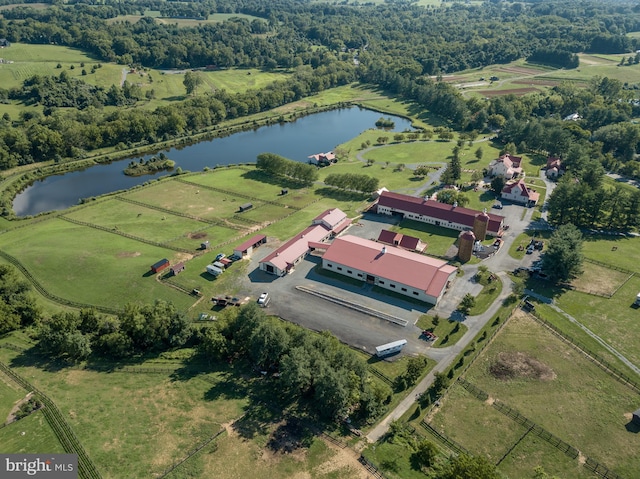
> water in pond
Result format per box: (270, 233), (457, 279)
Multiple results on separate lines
(13, 107), (413, 216)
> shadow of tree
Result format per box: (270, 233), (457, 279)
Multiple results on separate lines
(266, 417), (314, 452)
(241, 170), (311, 190)
(314, 187), (369, 202)
(232, 403), (281, 440)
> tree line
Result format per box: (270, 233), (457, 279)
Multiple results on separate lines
(324, 173), (379, 193)
(256, 152), (318, 186)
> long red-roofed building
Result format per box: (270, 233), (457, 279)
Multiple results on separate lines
(376, 191), (504, 237)
(259, 208), (351, 276)
(322, 235), (457, 305)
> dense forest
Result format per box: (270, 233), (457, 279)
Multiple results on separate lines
(0, 0), (639, 229)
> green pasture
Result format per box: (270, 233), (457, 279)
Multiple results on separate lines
(192, 422), (358, 479)
(461, 186), (499, 212)
(463, 312), (640, 478)
(362, 438), (428, 479)
(0, 347), (247, 479)
(0, 372), (24, 420)
(0, 410), (65, 454)
(274, 83), (386, 113)
(184, 168), (317, 205)
(237, 203), (289, 224)
(123, 178), (252, 224)
(554, 273), (640, 368)
(391, 219), (459, 257)
(317, 160), (418, 193)
(570, 260), (632, 297)
(65, 198), (210, 246)
(582, 233), (640, 269)
(164, 224), (242, 251)
(497, 433), (595, 479)
(0, 218), (195, 311)
(107, 12), (265, 28)
(0, 43), (96, 64)
(361, 140), (453, 166)
(530, 302), (633, 376)
(0, 3), (50, 11)
(0, 43), (289, 110)
(147, 68), (290, 106)
(428, 383), (527, 463)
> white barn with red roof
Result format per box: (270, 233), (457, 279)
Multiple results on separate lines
(259, 208), (351, 276)
(501, 179), (539, 206)
(376, 191), (504, 237)
(322, 235), (457, 305)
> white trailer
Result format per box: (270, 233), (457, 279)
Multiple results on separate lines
(375, 339), (407, 357)
(206, 265), (224, 276)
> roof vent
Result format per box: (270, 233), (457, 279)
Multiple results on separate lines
(381, 246), (386, 254)
(453, 201), (458, 208)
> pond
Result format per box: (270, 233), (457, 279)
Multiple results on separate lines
(13, 107), (413, 216)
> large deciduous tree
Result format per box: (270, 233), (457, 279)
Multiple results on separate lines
(436, 453), (501, 479)
(542, 223), (584, 283)
(0, 265), (40, 334)
(183, 71), (203, 95)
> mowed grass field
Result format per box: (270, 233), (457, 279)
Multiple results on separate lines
(439, 311), (640, 478)
(106, 12), (266, 28)
(0, 371), (24, 421)
(0, 43), (290, 115)
(0, 217), (195, 310)
(0, 410), (65, 454)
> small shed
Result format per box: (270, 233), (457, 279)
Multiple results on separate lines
(233, 234), (267, 258)
(239, 202), (253, 212)
(633, 408), (640, 426)
(200, 241), (210, 250)
(170, 262), (185, 275)
(151, 258), (170, 273)
(281, 188), (288, 196)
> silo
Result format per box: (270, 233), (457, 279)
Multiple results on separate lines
(473, 210), (490, 241)
(458, 230), (476, 262)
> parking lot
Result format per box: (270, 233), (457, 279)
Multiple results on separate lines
(243, 216), (434, 358)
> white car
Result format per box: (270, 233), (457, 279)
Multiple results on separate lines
(257, 292), (270, 307)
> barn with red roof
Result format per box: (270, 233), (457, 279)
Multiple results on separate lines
(322, 235), (457, 305)
(376, 191), (504, 237)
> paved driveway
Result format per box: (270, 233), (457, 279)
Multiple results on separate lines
(245, 245), (432, 358)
